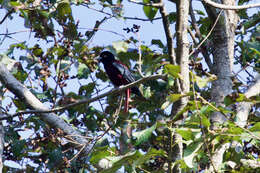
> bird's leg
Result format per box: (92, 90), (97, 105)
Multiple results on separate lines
(124, 88), (130, 112)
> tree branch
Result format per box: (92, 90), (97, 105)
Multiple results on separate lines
(203, 0), (260, 10)
(0, 64), (92, 154)
(172, 0), (190, 115)
(235, 75), (260, 127)
(0, 9), (14, 25)
(0, 73), (166, 120)
(159, 0), (176, 64)
(189, 0), (213, 70)
(128, 0), (163, 7)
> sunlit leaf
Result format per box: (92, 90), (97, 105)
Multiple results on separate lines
(143, 0), (158, 20)
(176, 129), (194, 141)
(249, 122), (260, 132)
(132, 123), (157, 146)
(112, 40), (129, 53)
(168, 93), (183, 102)
(161, 100), (171, 110)
(201, 114), (210, 128)
(90, 146), (111, 165)
(164, 64), (181, 78)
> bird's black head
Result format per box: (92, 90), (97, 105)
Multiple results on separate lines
(99, 51), (115, 64)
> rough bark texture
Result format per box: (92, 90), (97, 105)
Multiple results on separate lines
(204, 0), (238, 124)
(0, 97), (4, 173)
(0, 64), (92, 155)
(170, 0), (190, 172)
(203, 0), (238, 171)
(171, 0), (190, 116)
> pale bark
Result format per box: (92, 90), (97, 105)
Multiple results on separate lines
(0, 96), (4, 173)
(235, 75), (260, 127)
(203, 0), (238, 171)
(0, 64), (92, 155)
(204, 0), (238, 124)
(169, 1), (190, 173)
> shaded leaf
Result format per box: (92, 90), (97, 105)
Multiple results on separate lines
(78, 63), (90, 79)
(90, 146), (111, 165)
(151, 39), (164, 48)
(184, 141), (203, 168)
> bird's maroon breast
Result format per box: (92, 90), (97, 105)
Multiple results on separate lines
(104, 64), (128, 86)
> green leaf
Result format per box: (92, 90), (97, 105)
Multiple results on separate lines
(201, 114), (210, 128)
(227, 123), (244, 135)
(57, 2), (72, 18)
(168, 93), (183, 102)
(77, 63), (90, 79)
(112, 41), (129, 53)
(224, 96), (233, 106)
(12, 139), (26, 157)
(183, 141), (203, 168)
(132, 123), (157, 146)
(13, 99), (27, 110)
(161, 100), (171, 110)
(151, 39), (164, 48)
(9, 1), (21, 7)
(79, 83), (95, 96)
(249, 122), (260, 132)
(194, 75), (208, 88)
(168, 12), (177, 24)
(164, 64), (181, 78)
(134, 148), (166, 166)
(90, 146), (111, 165)
(47, 149), (63, 169)
(143, 0), (158, 20)
(101, 151), (142, 173)
(176, 129), (194, 141)
(236, 93), (249, 102)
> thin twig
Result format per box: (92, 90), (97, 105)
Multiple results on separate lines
(83, 3), (162, 21)
(0, 74), (166, 120)
(191, 72), (218, 173)
(0, 9), (14, 24)
(136, 32), (144, 77)
(124, 16), (162, 21)
(128, 0), (163, 7)
(189, 10), (223, 57)
(203, 0), (260, 10)
(90, 74), (105, 112)
(79, 27), (127, 40)
(0, 30), (31, 36)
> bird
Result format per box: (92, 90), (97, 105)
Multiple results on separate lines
(98, 51), (142, 112)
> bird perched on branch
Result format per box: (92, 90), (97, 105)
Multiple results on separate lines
(98, 51), (142, 112)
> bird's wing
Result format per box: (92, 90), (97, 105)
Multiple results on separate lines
(112, 61), (136, 83)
